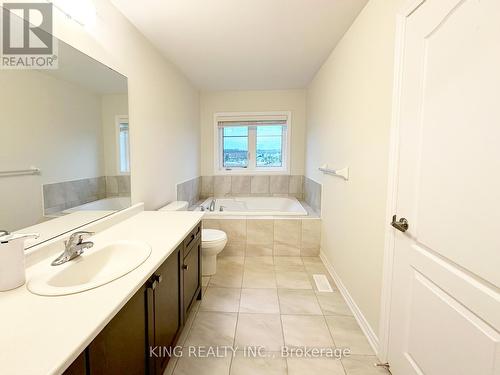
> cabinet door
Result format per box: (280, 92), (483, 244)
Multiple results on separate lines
(183, 240), (201, 317)
(152, 245), (181, 374)
(63, 350), (87, 375)
(88, 285), (147, 375)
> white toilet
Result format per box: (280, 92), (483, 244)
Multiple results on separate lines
(158, 201), (227, 276)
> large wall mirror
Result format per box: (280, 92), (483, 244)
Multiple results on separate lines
(0, 38), (131, 249)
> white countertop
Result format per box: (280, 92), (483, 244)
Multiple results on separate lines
(0, 211), (203, 375)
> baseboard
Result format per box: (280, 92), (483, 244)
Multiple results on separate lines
(319, 251), (380, 357)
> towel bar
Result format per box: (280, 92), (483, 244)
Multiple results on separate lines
(0, 168), (41, 177)
(318, 165), (349, 181)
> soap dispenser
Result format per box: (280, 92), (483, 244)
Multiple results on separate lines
(0, 230), (39, 291)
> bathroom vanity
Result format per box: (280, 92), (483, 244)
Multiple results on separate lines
(65, 220), (201, 375)
(0, 19), (205, 375)
(0, 210), (203, 375)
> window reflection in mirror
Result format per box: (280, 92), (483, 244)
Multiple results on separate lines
(117, 117), (130, 174)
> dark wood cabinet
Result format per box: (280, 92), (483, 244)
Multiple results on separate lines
(64, 221), (202, 375)
(182, 241), (201, 321)
(63, 351), (87, 375)
(88, 285), (148, 375)
(148, 245), (181, 375)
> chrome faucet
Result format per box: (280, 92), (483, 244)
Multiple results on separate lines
(51, 231), (94, 266)
(209, 199), (216, 212)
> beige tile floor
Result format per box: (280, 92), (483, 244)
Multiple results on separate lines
(165, 255), (389, 375)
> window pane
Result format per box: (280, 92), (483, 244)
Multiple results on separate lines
(224, 126), (248, 137)
(223, 126), (248, 168)
(256, 125), (283, 137)
(256, 125), (283, 167)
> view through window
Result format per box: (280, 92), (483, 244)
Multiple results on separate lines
(217, 114), (289, 173)
(223, 126), (248, 167)
(256, 125), (283, 167)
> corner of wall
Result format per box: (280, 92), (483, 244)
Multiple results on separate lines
(303, 0), (401, 338)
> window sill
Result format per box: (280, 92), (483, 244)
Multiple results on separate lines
(214, 169), (290, 176)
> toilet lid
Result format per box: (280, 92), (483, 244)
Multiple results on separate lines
(202, 229), (227, 243)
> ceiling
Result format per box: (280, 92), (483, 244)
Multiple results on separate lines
(111, 0), (368, 91)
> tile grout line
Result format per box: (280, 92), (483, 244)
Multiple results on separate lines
(309, 257), (350, 375)
(277, 279), (290, 375)
(228, 251), (245, 374)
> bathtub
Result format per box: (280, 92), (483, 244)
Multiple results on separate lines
(198, 196), (307, 216)
(63, 197), (131, 213)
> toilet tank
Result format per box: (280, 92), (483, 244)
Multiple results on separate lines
(158, 201), (189, 211)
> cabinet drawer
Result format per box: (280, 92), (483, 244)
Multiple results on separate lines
(183, 241), (200, 313)
(183, 223), (201, 252)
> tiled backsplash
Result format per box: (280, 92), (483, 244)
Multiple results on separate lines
(304, 177), (322, 214)
(177, 174), (322, 214)
(176, 177), (201, 207)
(105, 175), (132, 197)
(203, 217), (321, 257)
(200, 175), (305, 199)
(43, 175), (131, 215)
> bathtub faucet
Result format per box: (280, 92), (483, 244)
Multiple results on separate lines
(209, 199), (216, 212)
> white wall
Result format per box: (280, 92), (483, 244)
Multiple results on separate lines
(0, 70), (104, 230)
(306, 0), (400, 336)
(101, 94), (129, 176)
(200, 90), (306, 175)
(27, 0), (201, 210)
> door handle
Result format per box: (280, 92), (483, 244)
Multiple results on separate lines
(391, 215), (409, 233)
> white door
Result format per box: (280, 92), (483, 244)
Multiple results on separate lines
(387, 0), (500, 374)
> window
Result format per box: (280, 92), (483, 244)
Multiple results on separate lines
(215, 112), (290, 174)
(223, 126), (249, 168)
(116, 116), (130, 174)
(256, 125), (283, 167)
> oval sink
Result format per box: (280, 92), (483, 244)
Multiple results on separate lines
(28, 240), (152, 296)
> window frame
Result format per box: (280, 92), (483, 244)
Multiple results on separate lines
(115, 115), (130, 175)
(213, 111), (291, 175)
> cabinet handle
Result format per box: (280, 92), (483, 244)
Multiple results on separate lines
(149, 280), (157, 290)
(148, 274), (162, 290)
(154, 274), (163, 283)
(182, 264), (189, 270)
